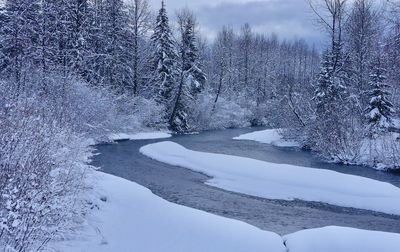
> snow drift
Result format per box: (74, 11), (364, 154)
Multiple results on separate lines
(140, 141), (400, 215)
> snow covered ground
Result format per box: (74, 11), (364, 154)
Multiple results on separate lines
(51, 172), (285, 252)
(393, 118), (400, 128)
(284, 226), (400, 252)
(51, 172), (400, 252)
(233, 128), (299, 147)
(140, 141), (400, 215)
(109, 131), (172, 141)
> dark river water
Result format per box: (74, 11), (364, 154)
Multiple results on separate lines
(92, 128), (400, 235)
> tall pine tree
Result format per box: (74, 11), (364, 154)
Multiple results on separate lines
(150, 0), (177, 121)
(365, 57), (395, 135)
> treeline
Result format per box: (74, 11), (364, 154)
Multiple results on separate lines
(0, 0), (322, 132)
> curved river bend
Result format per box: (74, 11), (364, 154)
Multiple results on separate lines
(92, 128), (400, 235)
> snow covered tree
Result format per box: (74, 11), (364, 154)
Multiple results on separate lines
(126, 0), (152, 95)
(315, 44), (348, 119)
(66, 0), (94, 78)
(150, 0), (177, 118)
(179, 11), (206, 96)
(95, 0), (132, 91)
(238, 23), (252, 92)
(169, 9), (206, 132)
(346, 0), (380, 113)
(212, 26), (235, 107)
(0, 0), (41, 88)
(37, 0), (94, 82)
(365, 57), (395, 135)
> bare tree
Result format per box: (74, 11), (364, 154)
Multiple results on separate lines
(346, 0), (381, 110)
(212, 26), (235, 108)
(308, 0), (348, 51)
(126, 0), (152, 95)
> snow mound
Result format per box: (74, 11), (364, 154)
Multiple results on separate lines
(233, 129), (299, 147)
(140, 141), (400, 215)
(109, 132), (171, 141)
(284, 226), (400, 252)
(53, 172), (285, 252)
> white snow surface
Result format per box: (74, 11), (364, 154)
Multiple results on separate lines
(109, 131), (171, 141)
(52, 172), (285, 252)
(140, 141), (400, 215)
(233, 129), (299, 147)
(284, 226), (400, 252)
(393, 118), (400, 128)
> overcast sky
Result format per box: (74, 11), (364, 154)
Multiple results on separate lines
(148, 0), (326, 47)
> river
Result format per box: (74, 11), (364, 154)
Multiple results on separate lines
(91, 128), (400, 235)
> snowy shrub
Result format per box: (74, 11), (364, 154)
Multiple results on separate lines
(0, 81), (93, 251)
(361, 133), (400, 170)
(190, 93), (252, 131)
(112, 95), (166, 132)
(0, 71), (164, 251)
(307, 116), (366, 164)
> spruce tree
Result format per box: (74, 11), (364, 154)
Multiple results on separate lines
(181, 16), (206, 95)
(150, 0), (177, 118)
(365, 58), (395, 135)
(315, 43), (348, 123)
(312, 42), (351, 155)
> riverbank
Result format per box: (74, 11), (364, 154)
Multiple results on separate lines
(51, 171), (400, 252)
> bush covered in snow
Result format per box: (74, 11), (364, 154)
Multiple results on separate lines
(0, 74), (163, 251)
(190, 92), (252, 131)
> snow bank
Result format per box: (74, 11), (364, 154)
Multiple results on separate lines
(233, 129), (299, 147)
(140, 142), (400, 215)
(284, 226), (400, 252)
(53, 172), (285, 252)
(109, 132), (172, 141)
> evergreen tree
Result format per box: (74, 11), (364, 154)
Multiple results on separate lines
(150, 1), (177, 118)
(365, 58), (395, 135)
(312, 42), (352, 156)
(315, 43), (348, 121)
(170, 9), (205, 132)
(182, 16), (206, 95)
(0, 0), (41, 87)
(97, 0), (132, 91)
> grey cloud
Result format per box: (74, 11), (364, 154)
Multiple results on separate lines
(149, 0), (326, 47)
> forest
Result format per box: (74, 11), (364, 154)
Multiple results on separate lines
(0, 0), (399, 251)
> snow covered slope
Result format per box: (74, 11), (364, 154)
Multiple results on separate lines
(52, 172), (285, 252)
(284, 226), (400, 252)
(140, 141), (400, 215)
(233, 129), (299, 147)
